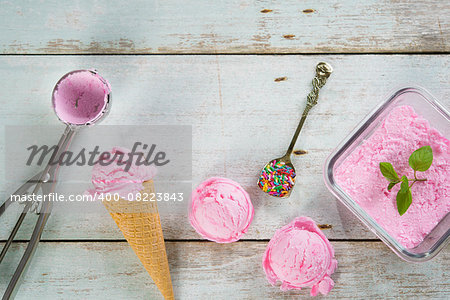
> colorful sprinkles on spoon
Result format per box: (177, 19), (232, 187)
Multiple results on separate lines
(258, 160), (296, 197)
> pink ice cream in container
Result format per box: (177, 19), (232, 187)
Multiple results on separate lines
(324, 86), (449, 262)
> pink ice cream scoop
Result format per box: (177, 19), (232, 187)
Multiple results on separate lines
(87, 147), (157, 199)
(53, 70), (111, 125)
(263, 217), (337, 296)
(189, 177), (254, 243)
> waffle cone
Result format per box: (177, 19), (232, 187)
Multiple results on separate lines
(102, 181), (174, 300)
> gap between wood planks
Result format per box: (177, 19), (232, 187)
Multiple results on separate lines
(0, 52), (449, 56)
(1, 239), (380, 243)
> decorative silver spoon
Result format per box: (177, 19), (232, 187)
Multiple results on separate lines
(257, 62), (333, 198)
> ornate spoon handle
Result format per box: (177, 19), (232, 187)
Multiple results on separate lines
(285, 62), (333, 157)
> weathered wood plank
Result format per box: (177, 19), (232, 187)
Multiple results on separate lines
(0, 241), (448, 299)
(0, 0), (448, 54)
(0, 55), (449, 240)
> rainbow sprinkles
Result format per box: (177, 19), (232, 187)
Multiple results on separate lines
(258, 160), (296, 197)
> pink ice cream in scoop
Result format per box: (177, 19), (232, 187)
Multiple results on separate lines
(87, 147), (157, 199)
(263, 217), (337, 296)
(53, 70), (110, 125)
(189, 177), (254, 243)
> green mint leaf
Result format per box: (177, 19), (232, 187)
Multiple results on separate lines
(379, 162), (400, 183)
(396, 176), (412, 216)
(409, 146), (433, 172)
(387, 182), (397, 191)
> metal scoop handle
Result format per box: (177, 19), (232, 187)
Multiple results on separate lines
(1, 125), (76, 300)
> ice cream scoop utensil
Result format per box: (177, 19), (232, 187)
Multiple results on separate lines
(257, 62), (332, 198)
(0, 70), (111, 300)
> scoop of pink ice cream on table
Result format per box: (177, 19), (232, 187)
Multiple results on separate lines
(189, 177), (254, 243)
(263, 217), (337, 296)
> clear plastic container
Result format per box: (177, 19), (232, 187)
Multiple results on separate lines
(324, 86), (449, 262)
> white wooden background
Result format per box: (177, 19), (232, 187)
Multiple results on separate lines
(0, 1), (449, 299)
